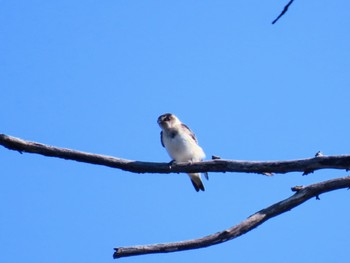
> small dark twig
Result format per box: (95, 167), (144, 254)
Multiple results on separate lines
(272, 0), (295, 24)
(303, 170), (314, 176)
(315, 151), (324, 157)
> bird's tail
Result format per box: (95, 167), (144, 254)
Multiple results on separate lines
(188, 173), (205, 192)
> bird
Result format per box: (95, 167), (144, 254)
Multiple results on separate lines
(157, 113), (208, 192)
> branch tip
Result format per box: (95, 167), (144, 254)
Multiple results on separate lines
(113, 249), (118, 259)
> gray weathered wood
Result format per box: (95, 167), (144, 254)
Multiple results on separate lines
(113, 176), (350, 258)
(1, 133), (350, 175)
(1, 134), (350, 259)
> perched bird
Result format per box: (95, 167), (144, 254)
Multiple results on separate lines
(157, 113), (208, 192)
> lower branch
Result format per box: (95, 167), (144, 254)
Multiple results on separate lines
(114, 176), (350, 258)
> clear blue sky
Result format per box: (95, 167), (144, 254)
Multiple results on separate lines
(1, 1), (350, 262)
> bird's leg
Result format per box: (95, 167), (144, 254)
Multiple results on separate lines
(168, 159), (176, 169)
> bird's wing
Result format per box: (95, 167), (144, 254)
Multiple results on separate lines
(160, 131), (165, 147)
(181, 123), (198, 144)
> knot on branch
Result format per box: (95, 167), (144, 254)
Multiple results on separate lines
(291, 185), (304, 192)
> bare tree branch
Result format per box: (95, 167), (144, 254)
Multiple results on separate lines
(272, 0), (295, 24)
(1, 134), (350, 175)
(113, 176), (350, 258)
(1, 134), (349, 258)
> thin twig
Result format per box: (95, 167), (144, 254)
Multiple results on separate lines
(1, 134), (350, 174)
(272, 0), (295, 24)
(113, 176), (350, 258)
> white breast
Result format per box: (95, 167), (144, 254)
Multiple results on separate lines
(163, 131), (205, 162)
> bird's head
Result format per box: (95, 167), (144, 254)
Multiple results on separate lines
(157, 113), (180, 129)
